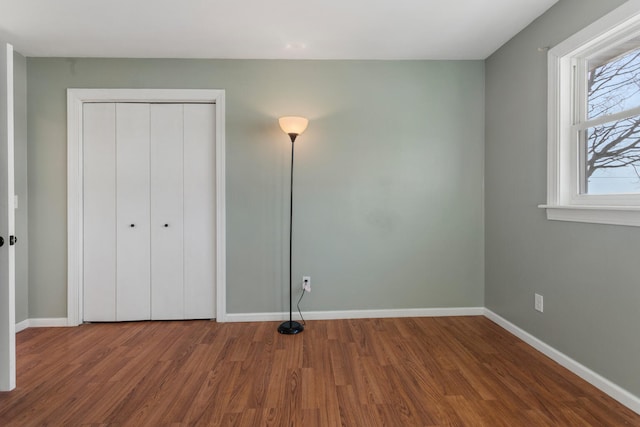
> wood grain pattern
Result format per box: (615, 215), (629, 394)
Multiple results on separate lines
(0, 317), (638, 426)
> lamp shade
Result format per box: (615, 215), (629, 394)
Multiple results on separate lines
(278, 116), (309, 136)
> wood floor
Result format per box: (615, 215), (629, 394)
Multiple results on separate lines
(0, 317), (638, 426)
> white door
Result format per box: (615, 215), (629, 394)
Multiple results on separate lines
(83, 103), (152, 322)
(83, 102), (215, 322)
(150, 104), (185, 319)
(0, 42), (16, 391)
(116, 104), (151, 321)
(183, 104), (216, 319)
(83, 103), (117, 321)
(151, 103), (217, 320)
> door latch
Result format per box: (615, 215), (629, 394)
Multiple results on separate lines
(9, 235), (17, 246)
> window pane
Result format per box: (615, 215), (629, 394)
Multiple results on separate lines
(588, 45), (640, 120)
(585, 114), (640, 194)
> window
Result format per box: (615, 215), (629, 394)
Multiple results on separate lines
(583, 44), (640, 195)
(542, 1), (640, 226)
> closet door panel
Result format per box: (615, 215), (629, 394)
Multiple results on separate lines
(184, 104), (216, 319)
(116, 103), (151, 321)
(83, 103), (117, 322)
(150, 104), (184, 320)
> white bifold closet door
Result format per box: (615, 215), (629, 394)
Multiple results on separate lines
(83, 102), (216, 322)
(150, 104), (184, 319)
(117, 104), (151, 321)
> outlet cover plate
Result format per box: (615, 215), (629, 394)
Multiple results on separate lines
(535, 293), (544, 312)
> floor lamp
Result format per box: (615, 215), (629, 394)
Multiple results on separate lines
(277, 116), (309, 335)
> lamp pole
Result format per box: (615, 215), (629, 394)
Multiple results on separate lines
(277, 117), (308, 335)
(288, 136), (296, 326)
(278, 133), (304, 334)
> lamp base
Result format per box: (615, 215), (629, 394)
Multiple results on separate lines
(278, 321), (304, 335)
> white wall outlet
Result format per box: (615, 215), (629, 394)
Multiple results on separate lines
(302, 276), (311, 292)
(535, 293), (544, 312)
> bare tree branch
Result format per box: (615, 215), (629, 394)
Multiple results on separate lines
(586, 48), (640, 187)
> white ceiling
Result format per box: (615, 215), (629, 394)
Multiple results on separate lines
(0, 0), (559, 60)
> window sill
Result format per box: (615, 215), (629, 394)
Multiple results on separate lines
(538, 204), (640, 227)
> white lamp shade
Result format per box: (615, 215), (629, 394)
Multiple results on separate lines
(278, 116), (309, 136)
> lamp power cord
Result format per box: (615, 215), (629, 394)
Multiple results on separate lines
(296, 288), (306, 326)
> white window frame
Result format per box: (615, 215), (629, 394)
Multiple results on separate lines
(541, 0), (640, 227)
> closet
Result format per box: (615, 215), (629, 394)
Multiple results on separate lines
(83, 102), (216, 321)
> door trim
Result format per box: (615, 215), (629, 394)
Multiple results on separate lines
(67, 89), (227, 325)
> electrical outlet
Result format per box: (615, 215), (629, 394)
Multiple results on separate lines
(302, 276), (311, 292)
(535, 293), (544, 312)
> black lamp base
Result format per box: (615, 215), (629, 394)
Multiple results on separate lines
(278, 321), (304, 335)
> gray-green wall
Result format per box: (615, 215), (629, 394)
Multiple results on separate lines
(14, 51), (27, 323)
(26, 59), (485, 317)
(485, 0), (640, 397)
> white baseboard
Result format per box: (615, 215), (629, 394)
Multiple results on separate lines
(224, 307), (485, 323)
(484, 309), (640, 415)
(15, 318), (69, 333)
(15, 319), (29, 333)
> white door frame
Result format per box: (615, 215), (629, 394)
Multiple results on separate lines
(0, 42), (15, 391)
(67, 89), (227, 325)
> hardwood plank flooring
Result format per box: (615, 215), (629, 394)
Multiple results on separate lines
(0, 316), (638, 426)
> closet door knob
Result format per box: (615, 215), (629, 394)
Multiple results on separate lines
(130, 224), (135, 228)
(0, 236), (3, 247)
(164, 224), (169, 227)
